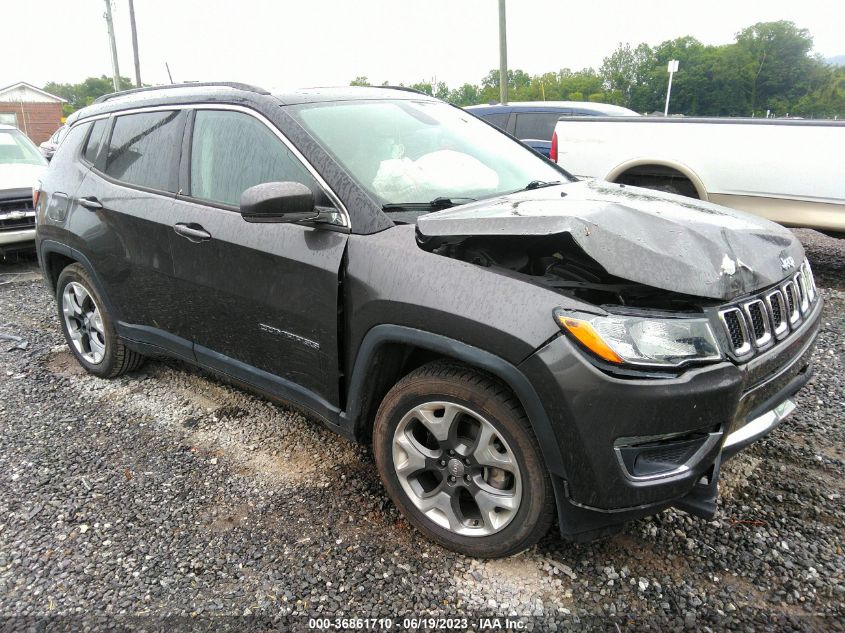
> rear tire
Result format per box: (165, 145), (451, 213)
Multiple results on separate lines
(373, 361), (554, 558)
(56, 263), (144, 378)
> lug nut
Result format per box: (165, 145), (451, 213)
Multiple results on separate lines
(439, 460), (446, 467)
(448, 450), (455, 456)
(448, 475), (456, 482)
(464, 474), (471, 482)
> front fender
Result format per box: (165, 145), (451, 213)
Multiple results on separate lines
(340, 324), (567, 478)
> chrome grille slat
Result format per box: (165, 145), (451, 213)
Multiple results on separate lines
(795, 271), (810, 314)
(717, 261), (818, 359)
(765, 290), (789, 340)
(743, 299), (772, 348)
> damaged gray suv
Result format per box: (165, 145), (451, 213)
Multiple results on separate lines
(35, 83), (821, 557)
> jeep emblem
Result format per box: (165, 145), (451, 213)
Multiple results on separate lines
(780, 256), (795, 272)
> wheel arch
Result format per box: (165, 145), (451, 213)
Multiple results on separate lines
(341, 325), (567, 478)
(39, 241), (118, 317)
(606, 158), (709, 201)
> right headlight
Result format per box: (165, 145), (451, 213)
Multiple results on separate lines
(554, 309), (722, 368)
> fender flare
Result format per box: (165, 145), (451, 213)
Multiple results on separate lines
(605, 158), (709, 201)
(39, 240), (119, 318)
(340, 324), (567, 477)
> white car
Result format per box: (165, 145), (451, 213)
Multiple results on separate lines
(552, 116), (845, 235)
(39, 124), (68, 161)
(0, 124), (46, 255)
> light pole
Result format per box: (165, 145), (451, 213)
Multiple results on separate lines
(498, 0), (508, 104)
(103, 0), (121, 91)
(664, 59), (679, 116)
(128, 0), (142, 87)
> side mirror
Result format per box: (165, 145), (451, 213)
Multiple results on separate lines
(240, 182), (319, 223)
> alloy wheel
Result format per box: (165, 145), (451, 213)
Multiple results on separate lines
(62, 281), (106, 364)
(392, 401), (522, 536)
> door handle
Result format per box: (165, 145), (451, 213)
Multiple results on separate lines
(78, 196), (103, 210)
(174, 222), (212, 242)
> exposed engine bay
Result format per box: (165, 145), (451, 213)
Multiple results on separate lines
(425, 233), (713, 312)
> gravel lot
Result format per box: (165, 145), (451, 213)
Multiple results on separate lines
(1, 230), (843, 631)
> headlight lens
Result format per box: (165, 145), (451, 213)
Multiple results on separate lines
(555, 309), (722, 367)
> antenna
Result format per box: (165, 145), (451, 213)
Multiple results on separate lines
(165, 62), (174, 83)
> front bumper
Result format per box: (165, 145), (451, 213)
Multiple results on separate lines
(519, 296), (822, 537)
(0, 228), (36, 247)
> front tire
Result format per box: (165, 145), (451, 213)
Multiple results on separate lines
(373, 362), (554, 558)
(56, 263), (144, 378)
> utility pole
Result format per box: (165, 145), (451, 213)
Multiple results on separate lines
(498, 0), (508, 104)
(128, 0), (141, 87)
(664, 59), (678, 116)
(103, 0), (121, 91)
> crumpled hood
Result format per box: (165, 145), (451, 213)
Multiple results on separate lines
(416, 179), (805, 301)
(0, 164), (45, 193)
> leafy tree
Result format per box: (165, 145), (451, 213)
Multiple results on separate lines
(349, 19), (844, 119)
(733, 21), (818, 115)
(44, 75), (134, 116)
(349, 76), (370, 86)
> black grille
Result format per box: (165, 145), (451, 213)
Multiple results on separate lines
(0, 214), (35, 230)
(770, 296), (783, 328)
(0, 198), (33, 213)
(784, 282), (796, 316)
(748, 303), (766, 339)
(724, 310), (745, 349)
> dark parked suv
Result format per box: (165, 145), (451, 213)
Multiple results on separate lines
(36, 83), (821, 558)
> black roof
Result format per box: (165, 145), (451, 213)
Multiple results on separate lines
(71, 82), (435, 123)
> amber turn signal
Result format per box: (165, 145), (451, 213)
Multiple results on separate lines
(555, 314), (623, 364)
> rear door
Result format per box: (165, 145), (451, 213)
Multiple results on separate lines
(72, 109), (189, 356)
(168, 107), (348, 409)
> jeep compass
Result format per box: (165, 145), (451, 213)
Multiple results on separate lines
(35, 83), (821, 558)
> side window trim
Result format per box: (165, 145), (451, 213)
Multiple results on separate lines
(177, 109), (195, 197)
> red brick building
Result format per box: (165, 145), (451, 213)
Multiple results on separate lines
(0, 82), (65, 145)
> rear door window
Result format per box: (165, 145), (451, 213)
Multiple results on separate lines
(479, 112), (510, 130)
(514, 112), (566, 141)
(103, 111), (183, 192)
(188, 110), (319, 207)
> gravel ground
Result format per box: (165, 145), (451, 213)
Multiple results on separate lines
(0, 231), (843, 632)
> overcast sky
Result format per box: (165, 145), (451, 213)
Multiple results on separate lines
(5, 1), (844, 91)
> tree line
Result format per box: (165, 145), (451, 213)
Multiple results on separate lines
(42, 21), (843, 119)
(353, 21), (844, 118)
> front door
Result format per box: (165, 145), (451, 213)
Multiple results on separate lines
(169, 108), (348, 409)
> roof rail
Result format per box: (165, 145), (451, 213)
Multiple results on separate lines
(93, 81), (270, 104)
(375, 85), (429, 96)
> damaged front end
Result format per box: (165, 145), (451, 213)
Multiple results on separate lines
(415, 179), (814, 372)
(415, 179), (822, 537)
(416, 179), (806, 304)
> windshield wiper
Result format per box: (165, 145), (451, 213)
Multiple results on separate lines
(522, 180), (561, 191)
(382, 196), (476, 212)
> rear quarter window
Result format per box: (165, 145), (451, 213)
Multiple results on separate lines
(103, 111), (183, 192)
(83, 118), (110, 165)
(513, 112), (566, 141)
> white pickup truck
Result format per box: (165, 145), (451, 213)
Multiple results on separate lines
(551, 117), (845, 235)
